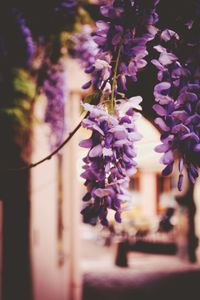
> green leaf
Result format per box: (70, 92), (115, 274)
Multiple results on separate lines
(12, 69), (36, 99)
(81, 89), (102, 114)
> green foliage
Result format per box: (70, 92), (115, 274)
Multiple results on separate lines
(81, 89), (102, 113)
(0, 68), (37, 130)
(13, 69), (36, 100)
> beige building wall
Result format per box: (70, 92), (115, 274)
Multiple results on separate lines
(31, 59), (87, 300)
(29, 55), (200, 300)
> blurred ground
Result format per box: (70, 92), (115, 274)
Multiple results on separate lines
(81, 240), (200, 300)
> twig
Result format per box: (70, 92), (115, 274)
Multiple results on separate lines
(110, 40), (123, 112)
(9, 113), (87, 172)
(8, 64), (108, 172)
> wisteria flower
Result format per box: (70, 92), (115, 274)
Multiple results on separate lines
(72, 25), (99, 69)
(43, 59), (68, 148)
(153, 31), (200, 190)
(79, 98), (142, 226)
(82, 0), (160, 92)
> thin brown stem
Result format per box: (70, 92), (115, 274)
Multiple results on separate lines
(8, 113), (87, 172)
(110, 40), (123, 112)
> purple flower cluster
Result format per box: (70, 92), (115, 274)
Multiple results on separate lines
(80, 97), (142, 225)
(79, 0), (159, 225)
(43, 60), (68, 148)
(72, 25), (99, 69)
(152, 29), (200, 190)
(12, 9), (36, 67)
(82, 0), (159, 91)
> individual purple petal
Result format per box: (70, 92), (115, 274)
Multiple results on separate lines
(171, 110), (188, 121)
(103, 148), (113, 157)
(154, 143), (170, 153)
(82, 80), (92, 89)
(153, 104), (167, 116)
(188, 168), (197, 184)
(155, 118), (170, 131)
(105, 133), (113, 147)
(112, 26), (123, 45)
(151, 59), (166, 70)
(180, 133), (199, 143)
(114, 139), (131, 147)
(81, 170), (95, 180)
(120, 116), (132, 124)
(85, 66), (95, 74)
(96, 20), (109, 31)
(171, 124), (190, 134)
(178, 174), (184, 191)
(129, 132), (143, 141)
(123, 145), (136, 158)
(82, 119), (104, 135)
(115, 211), (122, 223)
(159, 52), (177, 66)
(101, 218), (109, 226)
(162, 163), (174, 176)
(160, 29), (179, 42)
(126, 167), (137, 176)
(109, 125), (128, 139)
(89, 144), (103, 157)
(184, 92), (198, 103)
(83, 192), (91, 202)
(178, 158), (184, 173)
(79, 138), (93, 148)
(189, 165), (199, 179)
(127, 96), (143, 111)
(136, 59), (147, 69)
(94, 188), (113, 197)
(161, 150), (174, 165)
(161, 134), (174, 144)
(154, 82), (171, 99)
(185, 114), (200, 125)
(154, 44), (167, 53)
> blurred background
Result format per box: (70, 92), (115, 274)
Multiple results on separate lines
(31, 59), (200, 300)
(0, 1), (200, 300)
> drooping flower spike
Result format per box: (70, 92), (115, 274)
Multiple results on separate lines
(153, 25), (200, 191)
(43, 59), (68, 148)
(79, 0), (160, 225)
(82, 0), (160, 92)
(72, 25), (99, 69)
(80, 97), (142, 226)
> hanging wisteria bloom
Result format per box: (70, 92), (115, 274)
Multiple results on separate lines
(0, 8), (36, 67)
(14, 10), (36, 67)
(82, 0), (159, 92)
(152, 24), (200, 191)
(79, 0), (160, 225)
(72, 25), (99, 69)
(43, 59), (68, 148)
(80, 97), (142, 226)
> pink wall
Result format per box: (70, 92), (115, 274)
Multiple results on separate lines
(30, 59), (88, 300)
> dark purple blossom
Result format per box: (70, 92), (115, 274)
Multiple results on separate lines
(82, 0), (159, 91)
(72, 25), (99, 69)
(153, 28), (200, 190)
(2, 9), (36, 67)
(43, 60), (68, 148)
(80, 0), (159, 225)
(80, 97), (142, 226)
